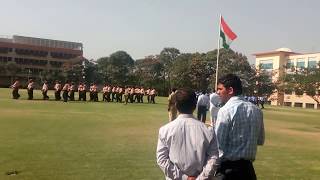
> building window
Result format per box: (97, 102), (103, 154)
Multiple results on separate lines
(308, 57), (317, 68)
(284, 102), (292, 106)
(260, 59), (273, 70)
(306, 103), (315, 109)
(296, 58), (305, 68)
(294, 102), (303, 107)
(286, 59), (294, 68)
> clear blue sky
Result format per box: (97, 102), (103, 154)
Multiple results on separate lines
(1, 0), (320, 64)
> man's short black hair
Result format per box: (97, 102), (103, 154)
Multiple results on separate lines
(172, 88), (177, 92)
(175, 88), (197, 114)
(218, 74), (243, 95)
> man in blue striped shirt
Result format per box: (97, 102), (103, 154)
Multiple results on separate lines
(215, 74), (265, 180)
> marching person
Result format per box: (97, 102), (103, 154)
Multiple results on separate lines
(78, 82), (86, 101)
(129, 86), (134, 103)
(146, 87), (151, 103)
(124, 86), (129, 105)
(135, 86), (140, 103)
(258, 96), (265, 109)
(69, 82), (76, 101)
(54, 80), (62, 101)
(215, 74), (265, 180)
(168, 88), (177, 121)
(89, 83), (94, 101)
(140, 86), (144, 103)
(118, 86), (123, 103)
(197, 90), (210, 123)
(92, 83), (98, 102)
(42, 81), (49, 100)
(27, 79), (35, 100)
(102, 84), (108, 102)
(111, 86), (116, 102)
(10, 79), (21, 99)
(150, 88), (156, 104)
(106, 84), (112, 102)
(115, 86), (120, 102)
(209, 90), (221, 127)
(62, 81), (70, 102)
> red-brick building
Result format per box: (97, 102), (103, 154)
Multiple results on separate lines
(0, 35), (84, 87)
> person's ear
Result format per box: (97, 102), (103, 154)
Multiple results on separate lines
(227, 87), (234, 96)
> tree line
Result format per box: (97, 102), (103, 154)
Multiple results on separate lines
(1, 47), (319, 99)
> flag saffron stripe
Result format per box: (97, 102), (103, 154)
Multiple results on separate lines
(221, 17), (237, 40)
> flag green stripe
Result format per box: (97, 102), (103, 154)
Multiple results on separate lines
(220, 30), (229, 49)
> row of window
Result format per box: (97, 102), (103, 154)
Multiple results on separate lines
(14, 58), (48, 66)
(287, 58), (318, 69)
(283, 102), (319, 109)
(0, 47), (13, 54)
(15, 48), (48, 57)
(0, 47), (79, 59)
(0, 56), (12, 62)
(259, 58), (319, 70)
(49, 61), (63, 68)
(14, 36), (82, 50)
(0, 56), (63, 67)
(259, 60), (273, 69)
(19, 68), (62, 75)
(51, 52), (78, 59)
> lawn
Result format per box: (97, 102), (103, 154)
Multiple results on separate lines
(0, 88), (319, 180)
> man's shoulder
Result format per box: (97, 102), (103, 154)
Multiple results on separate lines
(223, 97), (261, 112)
(159, 117), (206, 131)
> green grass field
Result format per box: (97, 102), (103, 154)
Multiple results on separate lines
(0, 88), (319, 180)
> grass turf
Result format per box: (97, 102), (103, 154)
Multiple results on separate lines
(0, 88), (319, 180)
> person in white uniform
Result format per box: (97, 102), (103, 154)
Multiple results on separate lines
(156, 88), (219, 180)
(209, 90), (221, 127)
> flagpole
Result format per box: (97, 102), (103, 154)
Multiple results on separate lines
(215, 14), (222, 91)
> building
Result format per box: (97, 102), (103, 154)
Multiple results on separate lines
(254, 48), (320, 109)
(0, 35), (84, 86)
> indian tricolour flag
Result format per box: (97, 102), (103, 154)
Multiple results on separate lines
(220, 16), (237, 49)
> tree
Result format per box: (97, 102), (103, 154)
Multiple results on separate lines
(189, 53), (213, 90)
(254, 68), (276, 96)
(65, 64), (83, 83)
(159, 48), (180, 92)
(281, 65), (320, 104)
(83, 59), (102, 85)
(205, 49), (255, 93)
(96, 56), (109, 82)
(6, 61), (20, 83)
(0, 63), (5, 74)
(105, 51), (134, 85)
(132, 55), (166, 94)
(171, 53), (193, 89)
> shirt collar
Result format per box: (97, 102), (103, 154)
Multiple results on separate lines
(177, 113), (195, 119)
(225, 96), (244, 104)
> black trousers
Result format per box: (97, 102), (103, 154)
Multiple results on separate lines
(12, 89), (20, 99)
(79, 91), (86, 101)
(63, 91), (68, 102)
(69, 91), (75, 101)
(216, 160), (256, 180)
(42, 91), (49, 100)
(28, 88), (33, 100)
(55, 91), (61, 100)
(151, 95), (155, 104)
(197, 106), (207, 123)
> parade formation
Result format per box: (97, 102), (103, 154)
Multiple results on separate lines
(10, 79), (157, 104)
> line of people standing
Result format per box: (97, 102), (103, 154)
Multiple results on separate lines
(10, 79), (157, 104)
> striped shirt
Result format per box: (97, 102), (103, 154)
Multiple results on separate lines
(157, 114), (219, 180)
(215, 96), (265, 162)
